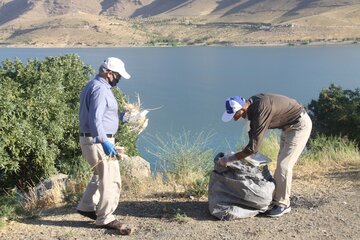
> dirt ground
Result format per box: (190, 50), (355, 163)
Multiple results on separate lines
(1, 168), (359, 240)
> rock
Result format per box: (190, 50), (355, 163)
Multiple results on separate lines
(120, 155), (151, 180)
(34, 173), (69, 198)
(18, 173), (69, 206)
(37, 174), (69, 190)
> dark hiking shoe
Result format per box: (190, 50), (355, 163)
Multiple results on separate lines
(99, 219), (133, 235)
(266, 205), (291, 217)
(77, 210), (97, 220)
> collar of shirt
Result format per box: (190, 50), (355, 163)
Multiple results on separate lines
(95, 75), (111, 89)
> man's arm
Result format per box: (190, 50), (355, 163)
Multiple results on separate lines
(89, 87), (108, 143)
(218, 148), (253, 167)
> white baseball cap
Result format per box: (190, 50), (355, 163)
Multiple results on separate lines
(221, 96), (246, 122)
(102, 57), (131, 79)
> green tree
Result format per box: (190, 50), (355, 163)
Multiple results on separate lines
(307, 84), (360, 146)
(0, 54), (138, 191)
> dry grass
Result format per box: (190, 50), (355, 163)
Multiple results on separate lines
(120, 171), (208, 200)
(19, 181), (64, 218)
(16, 175), (89, 215)
(256, 132), (360, 175)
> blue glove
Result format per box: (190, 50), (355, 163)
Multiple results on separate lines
(101, 141), (117, 156)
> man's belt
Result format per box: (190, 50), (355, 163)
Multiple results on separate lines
(288, 109), (307, 126)
(80, 133), (115, 138)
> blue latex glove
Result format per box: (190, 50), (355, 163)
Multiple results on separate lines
(101, 141), (117, 156)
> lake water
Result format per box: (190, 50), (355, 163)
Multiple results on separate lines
(1, 46), (360, 168)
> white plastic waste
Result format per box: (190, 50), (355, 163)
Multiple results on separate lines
(243, 153), (272, 167)
(120, 95), (160, 135)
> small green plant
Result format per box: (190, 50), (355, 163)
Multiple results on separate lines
(174, 210), (190, 223)
(163, 206), (191, 223)
(188, 175), (210, 198)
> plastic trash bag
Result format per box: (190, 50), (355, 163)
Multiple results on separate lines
(208, 152), (275, 220)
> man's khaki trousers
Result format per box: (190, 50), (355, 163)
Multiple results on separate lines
(274, 112), (312, 207)
(77, 137), (121, 225)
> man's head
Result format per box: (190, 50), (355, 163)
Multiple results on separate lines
(100, 57), (131, 87)
(221, 96), (247, 122)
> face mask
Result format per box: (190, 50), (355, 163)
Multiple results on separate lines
(109, 78), (119, 87)
(109, 72), (121, 87)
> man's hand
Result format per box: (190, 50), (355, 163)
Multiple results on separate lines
(218, 156), (229, 167)
(101, 141), (117, 156)
(218, 153), (237, 167)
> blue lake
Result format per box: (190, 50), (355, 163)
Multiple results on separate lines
(1, 46), (360, 168)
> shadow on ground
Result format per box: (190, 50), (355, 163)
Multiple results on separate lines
(20, 198), (215, 229)
(290, 194), (329, 209)
(21, 217), (95, 229)
(116, 199), (215, 221)
(325, 169), (360, 181)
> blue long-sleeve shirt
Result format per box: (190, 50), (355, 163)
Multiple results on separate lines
(79, 75), (119, 143)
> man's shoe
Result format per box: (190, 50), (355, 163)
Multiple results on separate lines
(266, 205), (291, 218)
(77, 210), (97, 220)
(99, 220), (133, 235)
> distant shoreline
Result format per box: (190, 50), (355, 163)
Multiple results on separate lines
(0, 39), (359, 48)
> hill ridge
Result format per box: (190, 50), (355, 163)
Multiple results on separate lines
(0, 0), (359, 47)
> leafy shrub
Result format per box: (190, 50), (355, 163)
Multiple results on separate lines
(307, 84), (360, 147)
(0, 54), (138, 192)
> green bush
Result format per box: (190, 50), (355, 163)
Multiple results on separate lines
(307, 84), (360, 147)
(0, 54), (138, 192)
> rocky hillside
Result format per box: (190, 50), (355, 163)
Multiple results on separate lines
(0, 0), (360, 47)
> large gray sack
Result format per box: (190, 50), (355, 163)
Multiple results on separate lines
(208, 152), (275, 220)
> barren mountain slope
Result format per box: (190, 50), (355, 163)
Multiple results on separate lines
(0, 0), (34, 25)
(2, 0), (360, 23)
(0, 0), (360, 47)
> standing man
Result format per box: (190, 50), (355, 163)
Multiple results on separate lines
(77, 57), (132, 235)
(220, 94), (312, 217)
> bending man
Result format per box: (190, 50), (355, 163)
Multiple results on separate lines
(220, 93), (312, 217)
